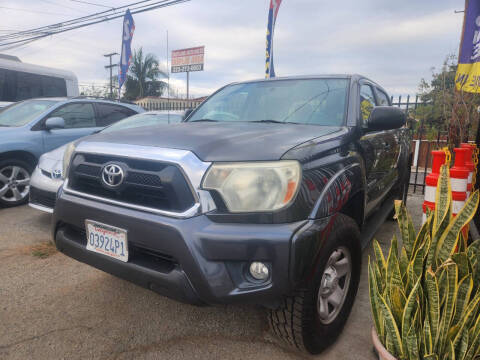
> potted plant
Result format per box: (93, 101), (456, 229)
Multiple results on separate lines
(369, 165), (480, 360)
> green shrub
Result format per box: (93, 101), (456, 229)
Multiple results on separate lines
(369, 165), (480, 359)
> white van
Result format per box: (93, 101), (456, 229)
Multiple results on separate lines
(0, 54), (79, 103)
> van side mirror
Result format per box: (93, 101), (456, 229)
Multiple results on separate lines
(183, 108), (193, 120)
(45, 117), (65, 130)
(367, 106), (405, 131)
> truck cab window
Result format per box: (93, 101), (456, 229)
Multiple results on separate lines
(376, 89), (390, 106)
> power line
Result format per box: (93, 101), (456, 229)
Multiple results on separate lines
(0, 6), (73, 17)
(0, 0), (159, 42)
(70, 0), (115, 10)
(0, 0), (190, 50)
(39, 0), (91, 14)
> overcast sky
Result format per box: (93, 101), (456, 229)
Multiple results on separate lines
(1, 0), (465, 98)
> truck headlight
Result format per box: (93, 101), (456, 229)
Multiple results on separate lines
(202, 161), (301, 212)
(62, 142), (76, 179)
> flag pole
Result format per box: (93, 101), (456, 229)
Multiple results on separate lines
(167, 30), (170, 110)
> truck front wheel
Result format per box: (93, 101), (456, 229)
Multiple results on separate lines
(269, 214), (361, 354)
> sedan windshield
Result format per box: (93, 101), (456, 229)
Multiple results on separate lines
(101, 112), (183, 133)
(0, 100), (59, 127)
(188, 78), (349, 126)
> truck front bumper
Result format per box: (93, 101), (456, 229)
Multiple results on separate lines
(53, 191), (308, 306)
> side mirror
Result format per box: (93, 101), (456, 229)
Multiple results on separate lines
(367, 106), (405, 131)
(183, 108), (193, 120)
(45, 117), (65, 130)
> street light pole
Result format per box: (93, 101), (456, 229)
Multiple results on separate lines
(104, 52), (119, 99)
(186, 70), (189, 100)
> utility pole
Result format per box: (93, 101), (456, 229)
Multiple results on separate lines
(104, 52), (118, 99)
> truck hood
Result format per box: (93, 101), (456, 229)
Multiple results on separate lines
(84, 122), (344, 162)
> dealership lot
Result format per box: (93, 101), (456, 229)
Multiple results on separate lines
(0, 194), (423, 360)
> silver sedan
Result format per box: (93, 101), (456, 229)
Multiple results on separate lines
(29, 111), (185, 213)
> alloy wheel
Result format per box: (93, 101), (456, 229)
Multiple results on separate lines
(317, 246), (352, 324)
(0, 165), (31, 203)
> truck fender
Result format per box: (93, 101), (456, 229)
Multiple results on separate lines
(308, 163), (365, 220)
(289, 163), (366, 287)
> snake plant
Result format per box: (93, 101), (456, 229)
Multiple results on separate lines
(369, 165), (480, 360)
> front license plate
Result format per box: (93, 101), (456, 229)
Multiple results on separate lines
(85, 220), (128, 262)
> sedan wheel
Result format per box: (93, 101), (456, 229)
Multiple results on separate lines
(0, 165), (31, 205)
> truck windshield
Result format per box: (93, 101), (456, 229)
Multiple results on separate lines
(0, 99), (59, 127)
(188, 78), (349, 126)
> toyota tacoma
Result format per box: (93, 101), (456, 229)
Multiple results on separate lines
(52, 75), (410, 354)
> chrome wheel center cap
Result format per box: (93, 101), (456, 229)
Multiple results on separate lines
(320, 267), (338, 296)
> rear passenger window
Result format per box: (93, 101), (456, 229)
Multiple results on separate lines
(376, 89), (390, 106)
(359, 85), (376, 122)
(96, 103), (137, 127)
(49, 103), (96, 129)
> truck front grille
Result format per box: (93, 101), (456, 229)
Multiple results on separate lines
(67, 153), (196, 213)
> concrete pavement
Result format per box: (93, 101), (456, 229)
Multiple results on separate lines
(0, 193), (425, 359)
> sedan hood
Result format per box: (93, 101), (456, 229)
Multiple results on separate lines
(38, 144), (68, 173)
(84, 122), (344, 162)
(43, 144), (68, 161)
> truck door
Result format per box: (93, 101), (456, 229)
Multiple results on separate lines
(374, 87), (400, 194)
(357, 83), (395, 217)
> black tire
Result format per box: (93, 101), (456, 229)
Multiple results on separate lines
(269, 213), (361, 354)
(0, 159), (34, 207)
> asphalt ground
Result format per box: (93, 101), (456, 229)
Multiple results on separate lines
(0, 193), (424, 360)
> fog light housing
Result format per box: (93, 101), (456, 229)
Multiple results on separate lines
(249, 262), (269, 281)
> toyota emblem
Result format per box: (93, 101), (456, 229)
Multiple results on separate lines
(52, 169), (62, 179)
(102, 164), (124, 187)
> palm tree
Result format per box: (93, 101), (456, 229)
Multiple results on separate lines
(123, 47), (167, 100)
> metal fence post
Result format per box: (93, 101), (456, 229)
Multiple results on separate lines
(413, 95), (424, 194)
(422, 141), (431, 195)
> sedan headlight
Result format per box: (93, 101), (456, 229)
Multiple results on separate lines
(202, 161), (301, 212)
(62, 142), (76, 179)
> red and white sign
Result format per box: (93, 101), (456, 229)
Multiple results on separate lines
(171, 46), (205, 73)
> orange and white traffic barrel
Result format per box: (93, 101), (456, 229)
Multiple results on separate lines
(422, 150), (446, 223)
(450, 147), (469, 217)
(461, 143), (475, 198)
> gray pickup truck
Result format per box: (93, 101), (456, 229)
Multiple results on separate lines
(52, 75), (410, 354)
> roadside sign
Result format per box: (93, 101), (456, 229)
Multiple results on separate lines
(171, 46), (204, 73)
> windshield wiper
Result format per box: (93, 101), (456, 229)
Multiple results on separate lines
(252, 119), (301, 124)
(0, 124), (10, 127)
(251, 119), (285, 124)
(189, 118), (218, 122)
